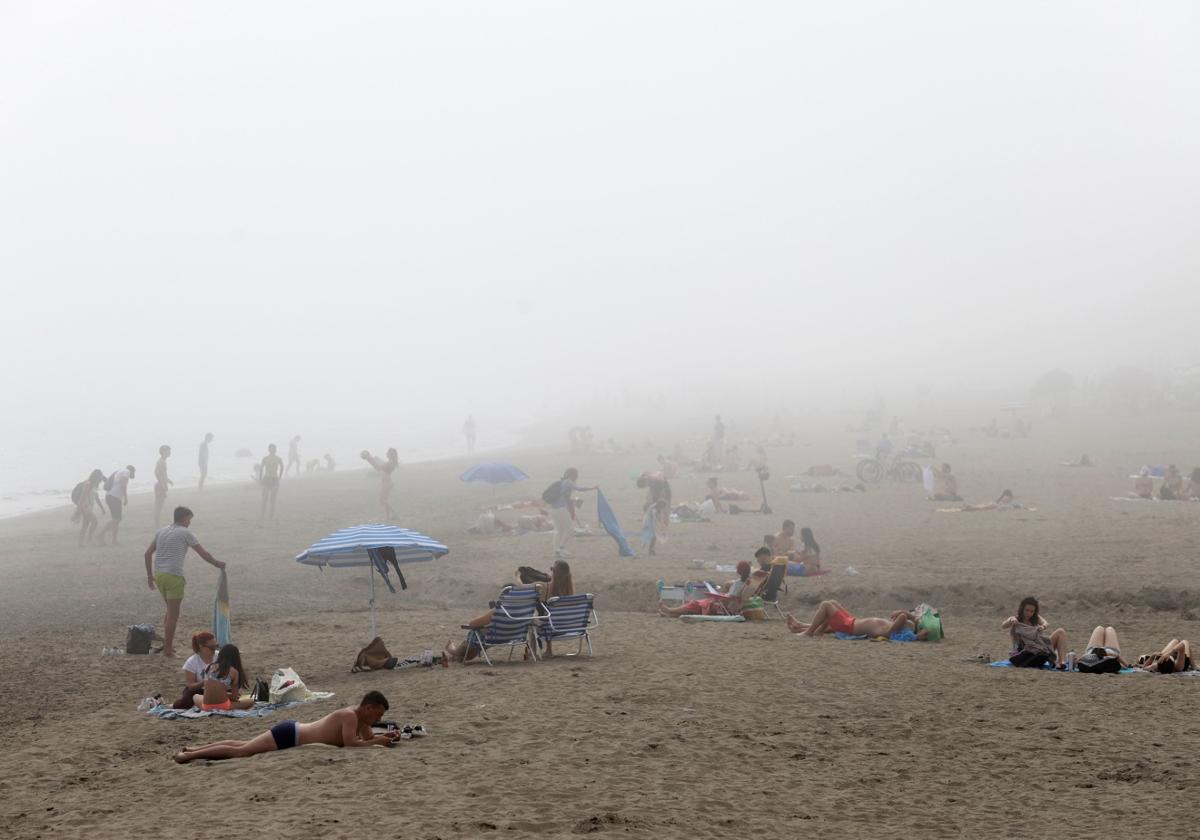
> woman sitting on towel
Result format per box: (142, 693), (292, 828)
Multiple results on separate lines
(1136, 638), (1193, 673)
(658, 561), (754, 617)
(193, 643), (254, 711)
(174, 631), (218, 709)
(785, 600), (920, 639)
(1001, 596), (1068, 669)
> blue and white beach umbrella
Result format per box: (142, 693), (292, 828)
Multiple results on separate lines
(459, 462), (529, 484)
(296, 524), (449, 637)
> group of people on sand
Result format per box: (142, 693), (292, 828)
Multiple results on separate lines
(1131, 465), (1200, 501)
(1003, 596), (1193, 673)
(173, 631), (255, 711)
(72, 464), (135, 546)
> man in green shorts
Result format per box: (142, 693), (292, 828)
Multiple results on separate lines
(144, 506), (225, 657)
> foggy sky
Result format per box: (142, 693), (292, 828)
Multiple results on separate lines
(2, 2), (1198, 451)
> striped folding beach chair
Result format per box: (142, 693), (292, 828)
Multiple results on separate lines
(464, 585), (540, 665)
(536, 594), (598, 657)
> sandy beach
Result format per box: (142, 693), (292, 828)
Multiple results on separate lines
(0, 415), (1197, 839)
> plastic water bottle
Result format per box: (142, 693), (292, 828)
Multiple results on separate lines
(1065, 650), (1076, 671)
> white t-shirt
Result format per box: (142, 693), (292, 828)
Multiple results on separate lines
(728, 579), (747, 598)
(107, 469), (130, 499)
(153, 525), (200, 576)
(182, 653), (210, 684)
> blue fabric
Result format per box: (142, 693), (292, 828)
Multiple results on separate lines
(988, 660), (1140, 673)
(637, 509), (656, 546)
(834, 629), (919, 642)
(596, 489), (636, 557)
(211, 569), (231, 646)
(459, 462), (529, 484)
(147, 695), (333, 721)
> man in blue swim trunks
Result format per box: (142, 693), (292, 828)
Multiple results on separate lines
(174, 691), (396, 763)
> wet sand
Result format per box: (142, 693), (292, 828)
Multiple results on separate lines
(2, 416), (1199, 839)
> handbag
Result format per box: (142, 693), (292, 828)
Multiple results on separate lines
(352, 636), (397, 672)
(1009, 649), (1052, 668)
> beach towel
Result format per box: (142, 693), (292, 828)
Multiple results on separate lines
(637, 508), (656, 546)
(987, 660), (1139, 674)
(679, 614), (746, 623)
(212, 569), (231, 646)
(596, 489), (636, 557)
(834, 629), (919, 642)
(146, 691), (335, 720)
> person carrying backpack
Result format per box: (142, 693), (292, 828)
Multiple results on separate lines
(72, 469), (108, 546)
(544, 467), (597, 559)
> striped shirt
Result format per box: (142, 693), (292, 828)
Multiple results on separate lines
(153, 525), (200, 576)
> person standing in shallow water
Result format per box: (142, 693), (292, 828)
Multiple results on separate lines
(96, 464), (134, 546)
(198, 432), (214, 490)
(286, 435), (302, 477)
(154, 445), (173, 528)
(259, 443), (285, 522)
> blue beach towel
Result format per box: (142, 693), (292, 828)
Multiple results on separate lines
(987, 660), (1139, 674)
(834, 629), (919, 642)
(596, 489), (636, 557)
(147, 692), (335, 721)
(212, 569), (231, 646)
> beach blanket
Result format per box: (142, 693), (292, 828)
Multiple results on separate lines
(987, 660), (1139, 674)
(834, 629), (918, 642)
(212, 569), (231, 646)
(147, 691), (335, 720)
(596, 489), (636, 557)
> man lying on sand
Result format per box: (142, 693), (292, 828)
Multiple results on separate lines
(174, 691), (396, 763)
(786, 600), (939, 640)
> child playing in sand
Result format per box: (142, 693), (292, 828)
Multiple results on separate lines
(174, 692), (397, 762)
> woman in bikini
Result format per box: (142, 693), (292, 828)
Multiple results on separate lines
(192, 643), (254, 711)
(1135, 638), (1193, 673)
(785, 600), (916, 638)
(1001, 596), (1068, 668)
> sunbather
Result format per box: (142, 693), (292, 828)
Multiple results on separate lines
(1132, 468), (1155, 499)
(796, 527), (821, 573)
(658, 561), (754, 617)
(192, 643), (254, 711)
(1001, 596), (1067, 668)
(785, 600), (918, 638)
(930, 463), (962, 501)
(1136, 638), (1194, 673)
(174, 691), (397, 762)
(770, 520), (796, 556)
(955, 489), (1024, 512)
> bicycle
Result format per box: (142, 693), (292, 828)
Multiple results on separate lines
(855, 453), (923, 484)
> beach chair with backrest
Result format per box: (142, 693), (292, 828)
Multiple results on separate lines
(756, 560), (788, 619)
(536, 593), (598, 657)
(464, 585), (540, 665)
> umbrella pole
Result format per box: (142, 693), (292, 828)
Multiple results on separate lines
(369, 561), (377, 640)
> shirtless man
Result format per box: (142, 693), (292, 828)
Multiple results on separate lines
(154, 445), (173, 527)
(1132, 468), (1155, 499)
(770, 519), (796, 556)
(704, 477), (727, 514)
(1161, 464), (1184, 500)
(198, 433), (214, 490)
(786, 600), (920, 639)
(932, 463), (961, 502)
(173, 691), (397, 763)
(259, 444), (285, 522)
(287, 436), (302, 477)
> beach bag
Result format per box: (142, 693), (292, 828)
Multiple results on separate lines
(517, 566), (551, 585)
(250, 677), (270, 702)
(125, 623), (155, 655)
(352, 637), (397, 672)
(70, 481), (88, 505)
(1077, 650), (1121, 674)
(1009, 649), (1052, 669)
(541, 481), (563, 505)
(916, 606), (944, 642)
(269, 668), (308, 704)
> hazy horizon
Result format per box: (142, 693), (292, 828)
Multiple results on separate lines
(3, 2), (1198, 493)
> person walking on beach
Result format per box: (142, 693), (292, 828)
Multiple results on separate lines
(145, 505), (225, 658)
(72, 469), (107, 546)
(547, 467), (597, 559)
(173, 691), (396, 763)
(286, 435), (302, 477)
(362, 448), (400, 519)
(96, 464), (135, 546)
(259, 443), (285, 522)
(463, 415), (477, 455)
(198, 432), (214, 490)
(153, 445), (173, 527)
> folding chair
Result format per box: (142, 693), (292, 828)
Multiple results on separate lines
(464, 585), (540, 665)
(536, 593), (598, 656)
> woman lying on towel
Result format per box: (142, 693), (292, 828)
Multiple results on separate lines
(785, 600), (926, 639)
(1136, 638), (1194, 673)
(658, 561), (755, 617)
(192, 644), (254, 711)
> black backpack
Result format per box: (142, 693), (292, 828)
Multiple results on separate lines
(541, 480), (563, 505)
(70, 481), (88, 505)
(125, 623), (155, 655)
